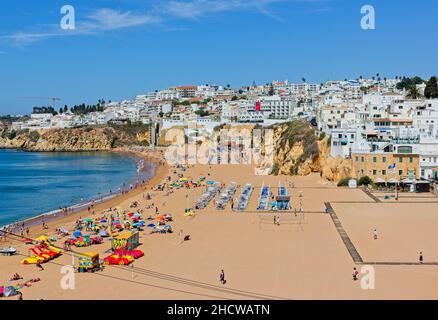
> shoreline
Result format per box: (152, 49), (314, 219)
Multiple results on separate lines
(1, 147), (169, 239)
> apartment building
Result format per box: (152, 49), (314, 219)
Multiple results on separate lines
(352, 151), (420, 181)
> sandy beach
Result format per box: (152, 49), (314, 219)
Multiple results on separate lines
(2, 159), (438, 300)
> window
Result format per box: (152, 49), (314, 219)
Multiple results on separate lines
(382, 157), (386, 163)
(373, 170), (377, 176)
(361, 157), (365, 162)
(399, 170), (403, 176)
(355, 156), (359, 162)
(382, 170), (386, 176)
(409, 157), (413, 163)
(398, 146), (413, 154)
(399, 157), (403, 163)
(373, 157), (377, 163)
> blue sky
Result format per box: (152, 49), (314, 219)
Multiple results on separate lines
(0, 0), (437, 115)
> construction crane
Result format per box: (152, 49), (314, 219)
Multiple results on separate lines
(21, 97), (62, 110)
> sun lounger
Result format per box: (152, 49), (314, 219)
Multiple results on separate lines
(237, 183), (253, 211)
(216, 182), (237, 210)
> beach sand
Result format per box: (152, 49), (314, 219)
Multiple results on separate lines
(2, 162), (438, 300)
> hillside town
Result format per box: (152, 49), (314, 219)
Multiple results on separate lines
(8, 76), (438, 185)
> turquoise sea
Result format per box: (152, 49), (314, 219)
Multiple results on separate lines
(0, 149), (152, 227)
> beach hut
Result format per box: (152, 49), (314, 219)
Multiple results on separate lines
(111, 230), (139, 251)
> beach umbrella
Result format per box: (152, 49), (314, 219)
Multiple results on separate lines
(206, 180), (215, 185)
(99, 231), (109, 237)
(84, 218), (93, 222)
(156, 216), (165, 222)
(133, 213), (141, 217)
(147, 224), (156, 228)
(100, 219), (108, 223)
(3, 286), (18, 297)
(73, 230), (82, 238)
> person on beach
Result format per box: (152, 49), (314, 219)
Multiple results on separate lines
(373, 229), (378, 240)
(419, 252), (424, 264)
(36, 263), (44, 271)
(220, 270), (226, 285)
(352, 267), (359, 281)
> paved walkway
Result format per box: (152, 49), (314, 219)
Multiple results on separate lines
(325, 202), (363, 264)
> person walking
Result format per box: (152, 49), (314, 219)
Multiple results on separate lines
(419, 252), (424, 264)
(36, 263), (44, 271)
(220, 269), (226, 285)
(352, 267), (359, 281)
(373, 229), (378, 240)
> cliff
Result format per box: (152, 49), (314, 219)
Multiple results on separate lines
(269, 121), (354, 182)
(0, 124), (150, 152)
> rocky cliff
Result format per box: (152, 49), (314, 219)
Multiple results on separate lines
(0, 124), (150, 152)
(269, 121), (354, 182)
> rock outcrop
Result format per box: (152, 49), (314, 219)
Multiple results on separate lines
(269, 121), (353, 182)
(0, 124), (150, 152)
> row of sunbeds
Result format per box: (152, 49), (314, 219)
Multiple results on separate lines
(216, 183), (238, 210)
(195, 183), (221, 209)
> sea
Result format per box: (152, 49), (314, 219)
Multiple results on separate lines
(0, 149), (154, 227)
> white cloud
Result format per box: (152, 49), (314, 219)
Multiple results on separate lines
(0, 8), (162, 46)
(0, 0), (326, 46)
(156, 0), (286, 19)
(83, 8), (161, 31)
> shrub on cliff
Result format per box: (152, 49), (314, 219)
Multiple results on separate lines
(358, 176), (373, 186)
(1, 129), (17, 140)
(109, 122), (150, 137)
(28, 130), (40, 143)
(337, 177), (352, 187)
(276, 120), (319, 175)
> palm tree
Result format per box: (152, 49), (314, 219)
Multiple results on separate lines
(407, 85), (420, 99)
(301, 77), (306, 83)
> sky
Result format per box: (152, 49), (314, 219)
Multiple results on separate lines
(0, 0), (437, 115)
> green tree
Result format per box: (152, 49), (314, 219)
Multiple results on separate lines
(424, 76), (438, 99)
(407, 85), (420, 99)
